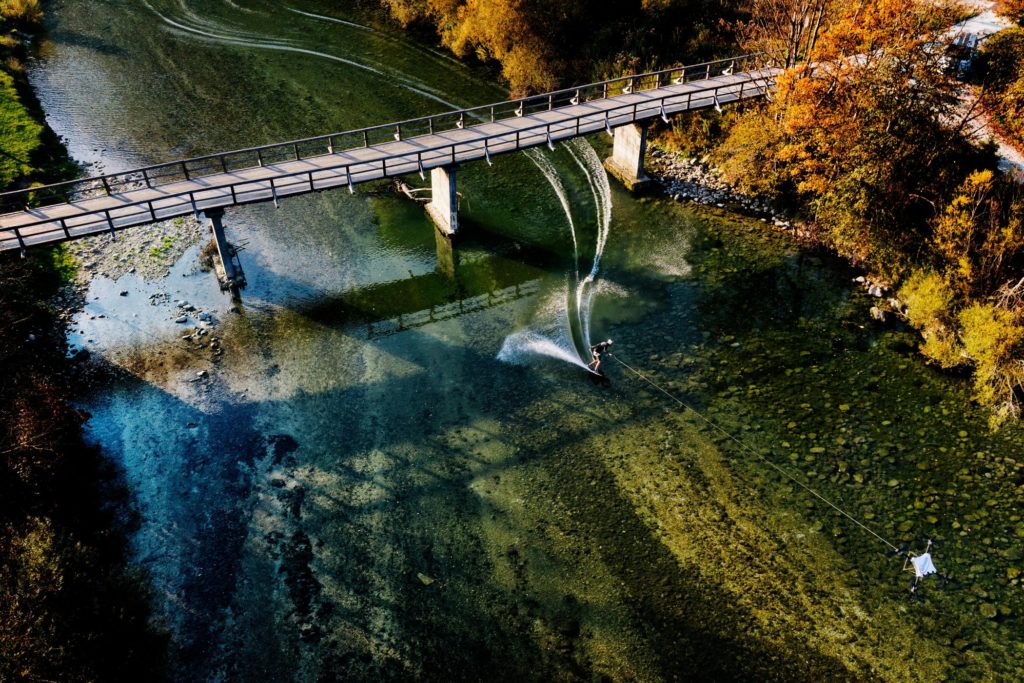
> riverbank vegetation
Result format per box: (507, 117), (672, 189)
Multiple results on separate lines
(709, 0), (1024, 423)
(0, 7), (167, 680)
(378, 0), (741, 95)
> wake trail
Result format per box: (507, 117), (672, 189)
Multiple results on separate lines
(146, 2), (461, 108)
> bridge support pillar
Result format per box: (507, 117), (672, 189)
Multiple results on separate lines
(426, 165), (458, 237)
(434, 225), (458, 279)
(604, 122), (651, 192)
(203, 208), (246, 291)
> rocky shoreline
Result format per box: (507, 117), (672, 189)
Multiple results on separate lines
(647, 145), (902, 317)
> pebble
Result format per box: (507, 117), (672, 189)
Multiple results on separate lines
(175, 316), (188, 324)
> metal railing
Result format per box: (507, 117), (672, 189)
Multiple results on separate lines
(1, 58), (778, 251)
(0, 54), (768, 211)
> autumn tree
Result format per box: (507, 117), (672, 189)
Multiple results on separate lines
(930, 170), (1024, 299)
(997, 0), (1024, 26)
(977, 27), (1024, 147)
(378, 0), (744, 95)
(719, 0), (982, 275)
(737, 0), (830, 68)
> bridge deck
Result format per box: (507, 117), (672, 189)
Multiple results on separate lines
(0, 66), (778, 252)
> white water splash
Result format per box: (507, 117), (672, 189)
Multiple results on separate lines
(498, 140), (614, 372)
(496, 285), (590, 370)
(564, 139), (612, 350)
(523, 148), (578, 269)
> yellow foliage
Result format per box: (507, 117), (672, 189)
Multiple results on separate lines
(899, 269), (964, 368)
(901, 269), (954, 329)
(932, 170), (1024, 298)
(0, 0), (43, 24)
(959, 302), (1024, 422)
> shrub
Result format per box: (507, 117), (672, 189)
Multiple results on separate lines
(0, 0), (43, 25)
(899, 269), (964, 368)
(959, 302), (1024, 423)
(930, 170), (1024, 298)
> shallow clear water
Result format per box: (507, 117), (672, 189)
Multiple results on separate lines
(33, 1), (1024, 680)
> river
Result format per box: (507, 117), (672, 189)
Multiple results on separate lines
(28, 0), (1024, 680)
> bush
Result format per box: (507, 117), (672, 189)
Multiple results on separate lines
(899, 270), (964, 368)
(959, 302), (1024, 423)
(0, 0), (43, 25)
(930, 170), (1024, 298)
(715, 107), (786, 200)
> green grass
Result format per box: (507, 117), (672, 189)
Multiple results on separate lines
(0, 67), (42, 188)
(148, 234), (177, 260)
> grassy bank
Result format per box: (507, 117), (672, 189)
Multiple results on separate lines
(0, 5), (167, 680)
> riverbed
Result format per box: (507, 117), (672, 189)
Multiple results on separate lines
(30, 1), (1024, 680)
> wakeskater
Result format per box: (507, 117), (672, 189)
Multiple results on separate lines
(588, 339), (613, 373)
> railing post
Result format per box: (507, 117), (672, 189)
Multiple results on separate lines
(602, 83), (608, 99)
(739, 80), (745, 100)
(101, 177), (111, 195)
(257, 150), (264, 167)
(548, 94), (553, 110)
(490, 106), (495, 123)
(14, 227), (26, 254)
(294, 143), (301, 160)
(706, 64), (710, 79)
(220, 155), (228, 173)
(142, 169), (151, 188)
(270, 178), (279, 208)
(328, 136), (334, 154)
(363, 130), (369, 147)
(182, 163), (190, 181)
(230, 184), (237, 203)
(147, 202), (156, 222)
(60, 218), (70, 239)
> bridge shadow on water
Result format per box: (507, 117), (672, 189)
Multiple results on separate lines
(80, 215), (867, 681)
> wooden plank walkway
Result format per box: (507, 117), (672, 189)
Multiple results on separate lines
(0, 62), (779, 252)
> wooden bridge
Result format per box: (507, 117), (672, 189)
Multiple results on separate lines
(0, 54), (778, 286)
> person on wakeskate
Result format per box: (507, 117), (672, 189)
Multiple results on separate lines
(588, 339), (613, 373)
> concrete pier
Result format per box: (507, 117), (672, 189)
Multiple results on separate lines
(203, 208), (245, 290)
(425, 165), (459, 237)
(434, 225), (458, 279)
(604, 123), (651, 192)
